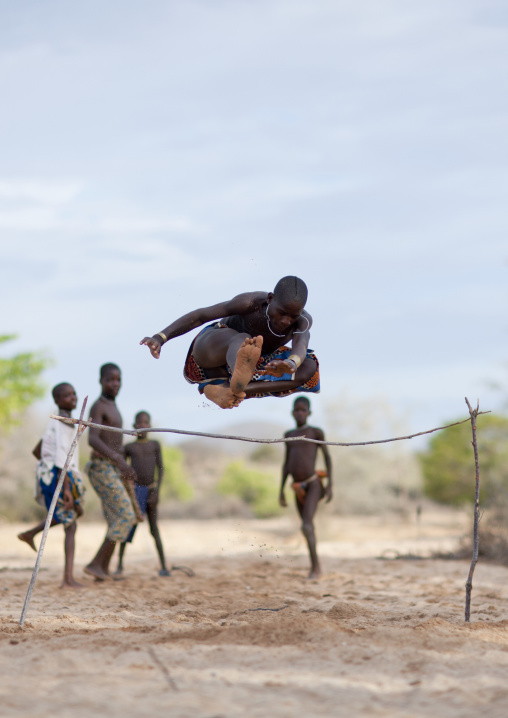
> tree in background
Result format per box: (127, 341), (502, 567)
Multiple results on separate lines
(0, 335), (50, 430)
(419, 414), (508, 506)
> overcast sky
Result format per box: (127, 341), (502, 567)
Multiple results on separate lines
(1, 0), (507, 446)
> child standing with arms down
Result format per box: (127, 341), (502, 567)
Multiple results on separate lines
(84, 363), (142, 581)
(115, 411), (169, 577)
(18, 383), (85, 588)
(279, 396), (333, 579)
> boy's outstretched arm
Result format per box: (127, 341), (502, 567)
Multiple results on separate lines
(140, 292), (259, 358)
(318, 429), (333, 503)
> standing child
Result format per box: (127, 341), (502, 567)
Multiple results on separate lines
(115, 411), (170, 577)
(279, 396), (333, 579)
(18, 383), (85, 589)
(84, 363), (142, 581)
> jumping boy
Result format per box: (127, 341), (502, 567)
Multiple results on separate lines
(115, 411), (170, 577)
(84, 363), (143, 581)
(140, 276), (320, 409)
(18, 383), (85, 588)
(279, 396), (333, 579)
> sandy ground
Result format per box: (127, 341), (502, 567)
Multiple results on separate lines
(1, 510), (508, 718)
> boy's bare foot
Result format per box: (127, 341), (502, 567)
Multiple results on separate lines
(203, 384), (246, 409)
(60, 578), (86, 589)
(307, 567), (321, 580)
(230, 336), (263, 396)
(84, 564), (112, 581)
(18, 532), (37, 552)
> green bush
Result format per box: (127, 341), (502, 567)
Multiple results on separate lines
(419, 414), (508, 505)
(217, 460), (281, 518)
(160, 445), (193, 501)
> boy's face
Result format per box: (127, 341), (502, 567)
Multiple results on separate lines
(267, 296), (304, 334)
(101, 369), (121, 399)
(134, 413), (151, 437)
(56, 385), (77, 411)
(293, 401), (310, 426)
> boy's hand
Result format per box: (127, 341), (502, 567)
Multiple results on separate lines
(118, 459), (137, 482)
(140, 336), (162, 359)
(259, 359), (296, 378)
(124, 479), (145, 522)
(63, 488), (74, 511)
(324, 485), (333, 503)
(279, 491), (287, 508)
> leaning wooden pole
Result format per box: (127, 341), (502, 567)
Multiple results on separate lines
(464, 397), (481, 623)
(19, 397), (88, 627)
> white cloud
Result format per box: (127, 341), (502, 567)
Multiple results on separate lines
(0, 179), (82, 204)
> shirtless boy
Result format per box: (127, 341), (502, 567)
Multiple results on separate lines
(115, 411), (170, 577)
(279, 396), (333, 579)
(84, 363), (143, 581)
(140, 276), (320, 409)
(18, 383), (85, 588)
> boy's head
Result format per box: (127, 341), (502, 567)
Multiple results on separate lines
(134, 411), (151, 437)
(273, 276), (308, 307)
(267, 276), (308, 333)
(52, 383), (77, 411)
(100, 362), (121, 399)
(292, 395), (311, 427)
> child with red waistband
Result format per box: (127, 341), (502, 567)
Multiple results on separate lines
(140, 276), (320, 409)
(279, 396), (333, 579)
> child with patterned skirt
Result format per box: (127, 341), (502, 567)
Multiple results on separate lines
(18, 383), (85, 588)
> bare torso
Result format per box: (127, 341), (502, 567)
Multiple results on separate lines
(284, 425), (323, 482)
(124, 440), (161, 486)
(89, 396), (124, 460)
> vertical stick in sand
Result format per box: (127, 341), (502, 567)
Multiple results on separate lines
(464, 397), (481, 623)
(19, 397), (88, 628)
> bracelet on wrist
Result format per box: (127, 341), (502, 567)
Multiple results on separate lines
(286, 359), (297, 373)
(288, 353), (302, 369)
(156, 332), (168, 344)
